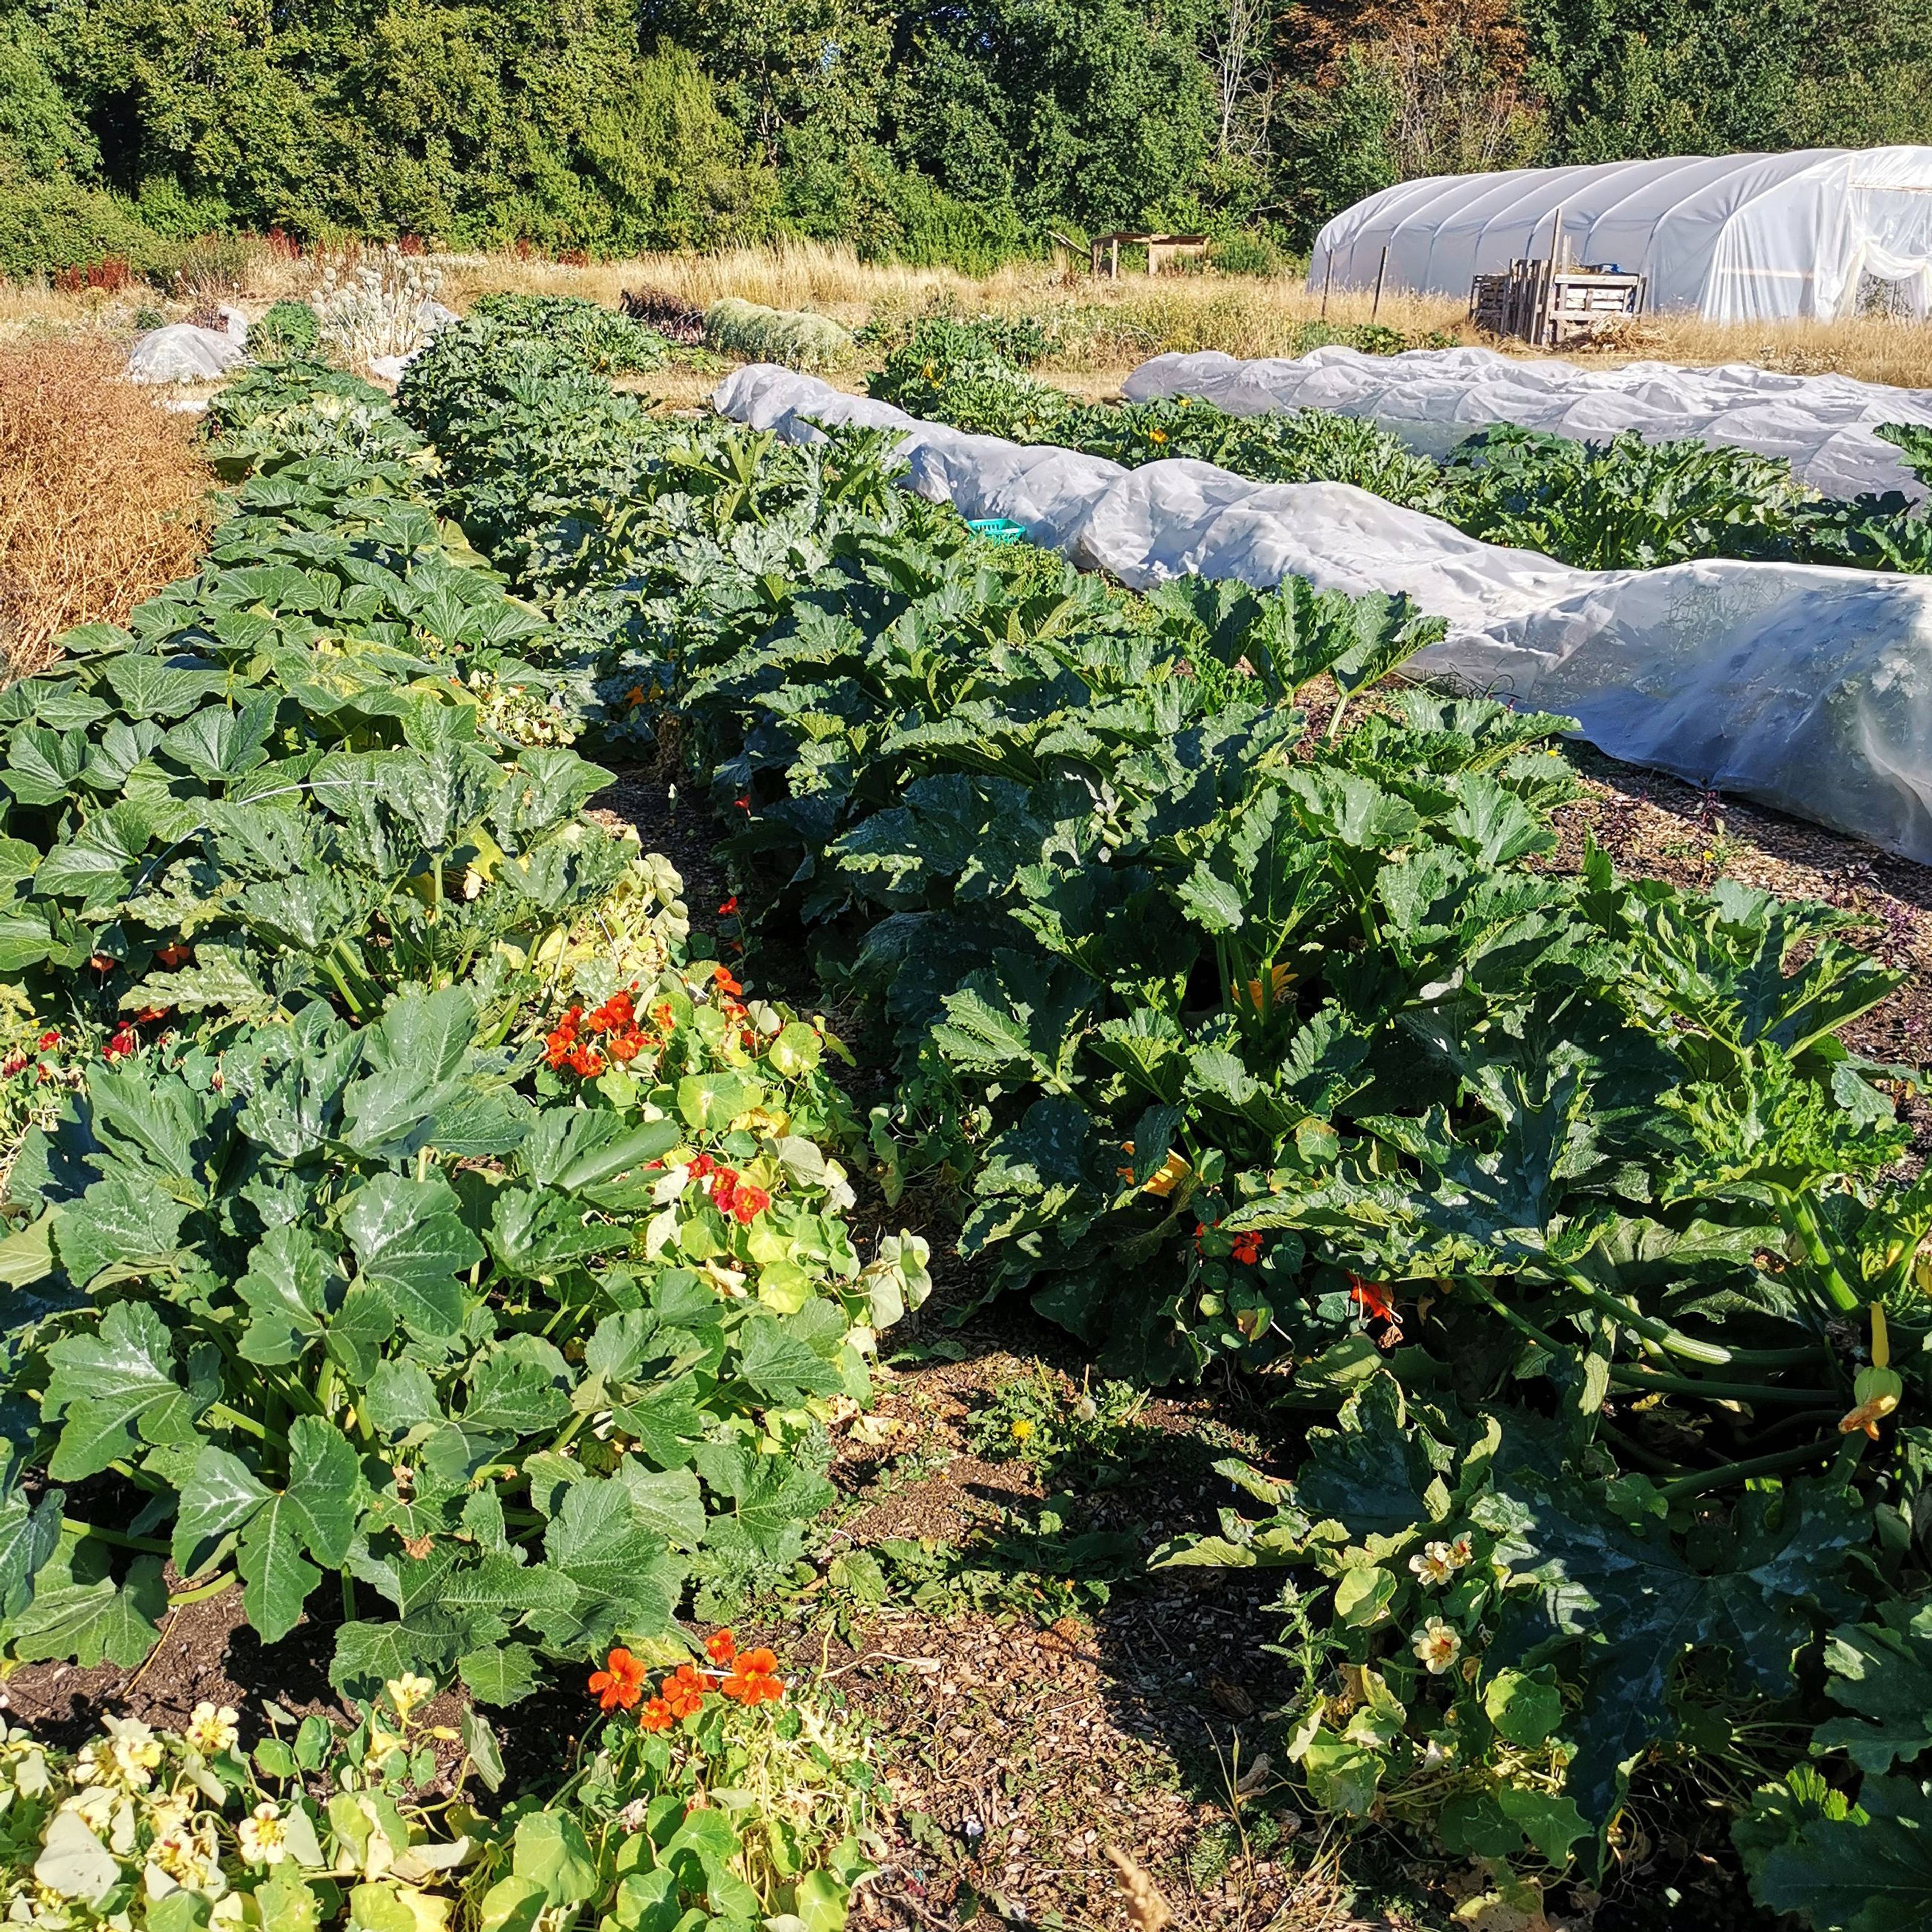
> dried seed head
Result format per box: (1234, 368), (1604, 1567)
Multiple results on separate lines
(1104, 1848), (1173, 1932)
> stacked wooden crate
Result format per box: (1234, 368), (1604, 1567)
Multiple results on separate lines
(1472, 259), (1646, 346)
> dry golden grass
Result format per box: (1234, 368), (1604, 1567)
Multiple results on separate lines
(0, 340), (211, 678)
(15, 236), (1932, 392)
(440, 242), (1932, 386)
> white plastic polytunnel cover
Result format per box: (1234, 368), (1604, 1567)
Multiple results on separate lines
(1311, 148), (1932, 322)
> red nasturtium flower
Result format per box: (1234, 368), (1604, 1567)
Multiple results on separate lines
(717, 897), (739, 918)
(590, 1647), (647, 1711)
(546, 1005), (584, 1068)
(2, 1055), (24, 1078)
(1347, 1274), (1396, 1324)
(36, 1030), (58, 1050)
(103, 1026), (137, 1062)
(638, 1695), (675, 1732)
(706, 1629), (737, 1665)
(1230, 1231), (1262, 1266)
(721, 1649), (784, 1706)
(132, 1006), (171, 1026)
(589, 991), (634, 1033)
(155, 943), (192, 969)
(729, 1182), (770, 1224)
(661, 1664), (708, 1720)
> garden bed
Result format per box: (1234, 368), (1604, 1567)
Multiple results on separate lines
(5, 299), (1932, 1932)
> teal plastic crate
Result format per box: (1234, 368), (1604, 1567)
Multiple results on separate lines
(967, 517), (1027, 545)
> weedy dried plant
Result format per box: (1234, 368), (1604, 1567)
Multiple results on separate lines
(1105, 1847), (1176, 1932)
(0, 339), (210, 678)
(315, 244), (446, 367)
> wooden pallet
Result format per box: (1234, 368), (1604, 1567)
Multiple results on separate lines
(1472, 260), (1646, 346)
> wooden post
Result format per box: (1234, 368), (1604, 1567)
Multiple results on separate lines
(1320, 254), (1334, 317)
(1539, 204), (1565, 346)
(1370, 245), (1389, 321)
(1110, 236), (1120, 280)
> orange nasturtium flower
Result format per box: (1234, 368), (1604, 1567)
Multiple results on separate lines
(721, 1648), (785, 1706)
(638, 1695), (675, 1733)
(1348, 1274), (1397, 1324)
(706, 1629), (738, 1665)
(590, 1647), (647, 1711)
(661, 1664), (708, 1719)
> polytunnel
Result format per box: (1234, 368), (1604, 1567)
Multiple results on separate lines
(1310, 148), (1932, 322)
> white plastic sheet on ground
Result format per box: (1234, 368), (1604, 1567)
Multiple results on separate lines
(1121, 345), (1932, 503)
(366, 301), (459, 385)
(127, 306), (249, 385)
(715, 363), (1932, 864)
(1310, 148), (1932, 324)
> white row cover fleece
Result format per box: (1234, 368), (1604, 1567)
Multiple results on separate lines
(1120, 345), (1932, 504)
(1311, 148), (1932, 323)
(127, 308), (249, 384)
(714, 364), (1932, 864)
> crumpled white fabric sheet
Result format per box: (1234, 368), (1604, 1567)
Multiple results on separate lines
(714, 363), (1932, 863)
(366, 301), (459, 384)
(1119, 344), (1932, 504)
(127, 306), (249, 385)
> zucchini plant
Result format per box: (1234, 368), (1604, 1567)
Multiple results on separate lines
(381, 310), (1932, 1913)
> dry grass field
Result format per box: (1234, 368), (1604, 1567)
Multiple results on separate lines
(0, 339), (210, 677)
(14, 235), (1932, 390)
(440, 239), (1932, 387)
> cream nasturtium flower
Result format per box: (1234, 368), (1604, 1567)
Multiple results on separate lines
(237, 1802), (290, 1867)
(386, 1673), (435, 1721)
(185, 1702), (241, 1757)
(1409, 1542), (1455, 1586)
(76, 1717), (163, 1790)
(148, 1811), (222, 1892)
(1412, 1617), (1462, 1674)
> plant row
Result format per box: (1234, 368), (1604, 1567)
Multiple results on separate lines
(2, 1629), (874, 1929)
(0, 357), (928, 1758)
(389, 305), (1932, 1927)
(868, 326), (1932, 575)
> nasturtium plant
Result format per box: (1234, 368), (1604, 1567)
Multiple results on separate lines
(0, 358), (932, 1705)
(0, 963), (926, 1694)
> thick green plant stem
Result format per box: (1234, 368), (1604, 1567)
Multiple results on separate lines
(1654, 1439), (1842, 1500)
(1784, 1193), (1862, 1314)
(76, 1523), (170, 1556)
(168, 1571), (236, 1607)
(1612, 1364), (1838, 1406)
